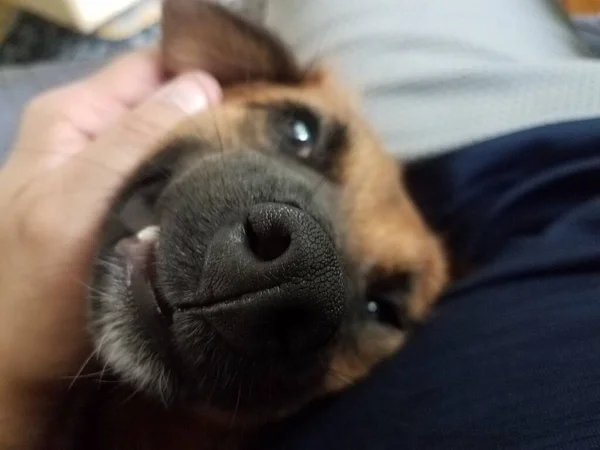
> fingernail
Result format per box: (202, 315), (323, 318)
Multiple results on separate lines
(158, 73), (213, 114)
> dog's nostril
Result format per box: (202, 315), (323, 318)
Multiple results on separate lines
(245, 217), (291, 262)
(244, 203), (295, 262)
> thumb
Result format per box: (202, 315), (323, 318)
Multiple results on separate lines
(62, 71), (221, 220)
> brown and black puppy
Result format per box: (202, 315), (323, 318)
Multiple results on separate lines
(76, 1), (449, 449)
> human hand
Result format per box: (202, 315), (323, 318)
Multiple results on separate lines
(0, 49), (221, 419)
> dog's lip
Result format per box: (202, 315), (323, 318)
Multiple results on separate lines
(115, 226), (171, 318)
(115, 226), (159, 269)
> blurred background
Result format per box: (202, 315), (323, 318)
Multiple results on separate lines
(0, 0), (264, 66)
(1, 1), (600, 67)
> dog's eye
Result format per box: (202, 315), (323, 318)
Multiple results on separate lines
(282, 108), (319, 159)
(366, 297), (403, 328)
(253, 100), (346, 174)
(365, 275), (410, 329)
(291, 120), (311, 145)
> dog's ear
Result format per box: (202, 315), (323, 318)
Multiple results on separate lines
(162, 0), (302, 86)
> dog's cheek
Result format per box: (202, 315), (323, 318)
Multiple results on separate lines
(322, 324), (405, 394)
(338, 128), (449, 323)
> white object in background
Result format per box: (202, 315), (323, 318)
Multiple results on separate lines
(2, 0), (142, 34)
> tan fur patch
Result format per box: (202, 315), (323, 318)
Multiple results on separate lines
(325, 326), (405, 393)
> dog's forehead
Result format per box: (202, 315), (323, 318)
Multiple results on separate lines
(163, 68), (362, 156)
(223, 67), (360, 122)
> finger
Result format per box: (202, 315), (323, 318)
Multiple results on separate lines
(11, 49), (165, 164)
(85, 70), (222, 165)
(83, 48), (164, 110)
(60, 71), (222, 224)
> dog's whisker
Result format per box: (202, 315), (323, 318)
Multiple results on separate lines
(62, 370), (112, 381)
(309, 172), (328, 202)
(157, 376), (169, 408)
(67, 350), (100, 391)
(326, 368), (356, 387)
(121, 386), (143, 405)
(98, 357), (111, 386)
(228, 385), (243, 431)
(74, 278), (111, 299)
(65, 325), (114, 390)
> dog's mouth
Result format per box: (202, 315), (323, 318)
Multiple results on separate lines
(95, 148), (412, 415)
(114, 226), (172, 321)
(105, 201), (350, 409)
(98, 204), (411, 417)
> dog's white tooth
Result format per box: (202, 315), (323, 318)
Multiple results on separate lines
(137, 225), (160, 242)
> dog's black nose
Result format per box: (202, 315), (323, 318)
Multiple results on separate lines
(199, 203), (346, 357)
(245, 203), (293, 262)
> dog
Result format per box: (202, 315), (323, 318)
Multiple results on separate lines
(66, 1), (449, 448)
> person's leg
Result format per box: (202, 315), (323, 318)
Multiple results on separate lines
(255, 116), (600, 450)
(264, 0), (600, 159)
(257, 4), (600, 448)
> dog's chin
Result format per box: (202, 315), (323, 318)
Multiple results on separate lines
(90, 225), (335, 419)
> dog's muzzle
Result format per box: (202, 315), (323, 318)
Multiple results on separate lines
(144, 153), (347, 360)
